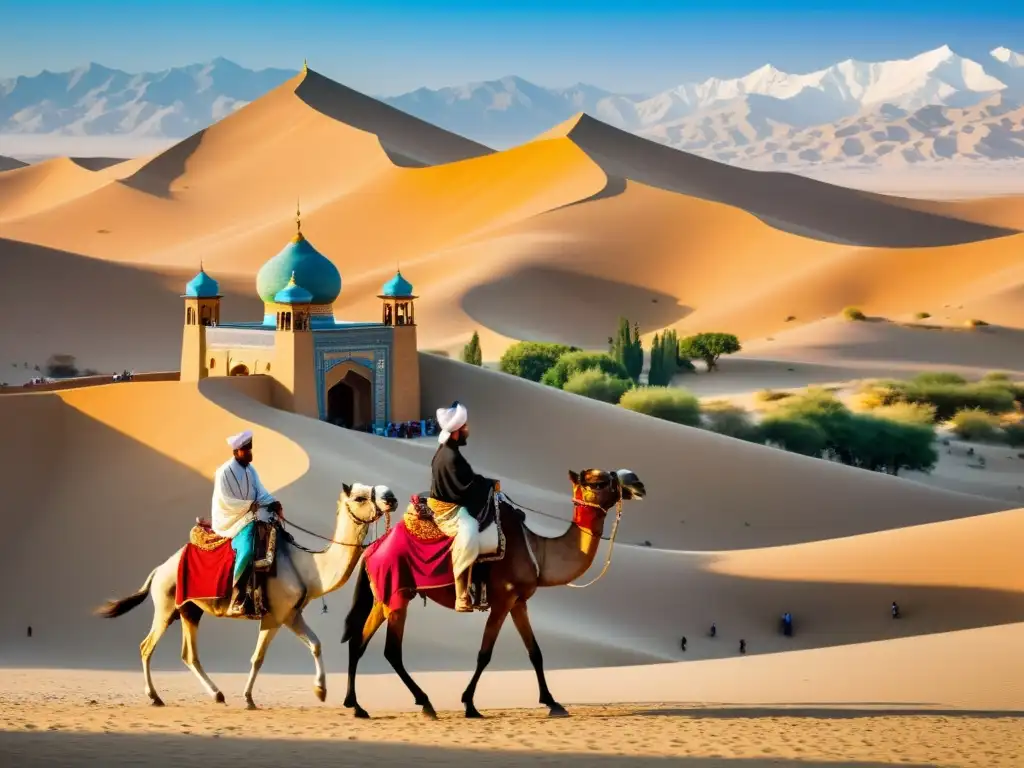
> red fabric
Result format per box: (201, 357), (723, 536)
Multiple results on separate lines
(364, 522), (454, 611)
(176, 541), (235, 607)
(572, 503), (605, 535)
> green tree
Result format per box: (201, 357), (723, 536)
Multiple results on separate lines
(647, 330), (683, 386)
(608, 317), (643, 382)
(648, 333), (663, 386)
(563, 370), (633, 404)
(702, 401), (761, 442)
(619, 386), (701, 426)
(677, 332), (741, 372)
(541, 351), (628, 388)
(461, 331), (483, 366)
(498, 341), (574, 382)
(759, 415), (828, 456)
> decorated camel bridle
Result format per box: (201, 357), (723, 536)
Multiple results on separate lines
(285, 485), (393, 550)
(565, 472), (625, 588)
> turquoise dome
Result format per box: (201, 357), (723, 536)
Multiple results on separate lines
(256, 233), (341, 305)
(274, 273), (314, 304)
(184, 269), (220, 298)
(381, 270), (414, 297)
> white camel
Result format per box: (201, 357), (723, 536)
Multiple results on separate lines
(96, 482), (397, 709)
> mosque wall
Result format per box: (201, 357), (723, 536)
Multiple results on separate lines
(389, 326), (421, 423)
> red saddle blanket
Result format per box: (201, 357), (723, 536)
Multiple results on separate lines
(175, 524), (235, 608)
(363, 521), (454, 612)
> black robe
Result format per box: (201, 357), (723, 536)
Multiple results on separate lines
(430, 440), (496, 523)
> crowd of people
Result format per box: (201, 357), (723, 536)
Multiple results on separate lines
(329, 417), (441, 438)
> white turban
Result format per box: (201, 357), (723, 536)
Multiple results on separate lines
(436, 401), (468, 444)
(226, 429), (253, 451)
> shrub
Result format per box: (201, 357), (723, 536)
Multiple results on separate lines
(858, 379), (1016, 421)
(677, 332), (742, 372)
(759, 415), (828, 456)
(912, 371), (966, 386)
(563, 370), (633, 404)
(461, 331), (483, 366)
(871, 402), (937, 426)
(498, 341), (574, 382)
(702, 401), (761, 442)
(965, 318), (989, 328)
(541, 351), (629, 389)
(949, 409), (1003, 442)
(842, 306), (866, 321)
(755, 388), (792, 404)
(1002, 421), (1024, 447)
(619, 386), (701, 427)
(983, 371), (1012, 382)
(648, 330), (686, 386)
(914, 311), (931, 320)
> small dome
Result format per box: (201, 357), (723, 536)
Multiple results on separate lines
(381, 270), (414, 297)
(184, 269), (220, 298)
(274, 272), (314, 304)
(256, 232), (341, 305)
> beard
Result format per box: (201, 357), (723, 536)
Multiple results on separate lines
(455, 432), (468, 446)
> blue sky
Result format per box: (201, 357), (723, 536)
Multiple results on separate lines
(2, 0), (1023, 94)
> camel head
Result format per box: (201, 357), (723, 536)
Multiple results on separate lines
(339, 482), (398, 525)
(568, 468), (646, 510)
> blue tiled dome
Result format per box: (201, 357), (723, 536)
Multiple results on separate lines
(184, 269), (220, 298)
(256, 233), (341, 305)
(381, 270), (414, 297)
(274, 272), (314, 304)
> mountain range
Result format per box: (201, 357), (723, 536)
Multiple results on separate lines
(3, 45), (1024, 168)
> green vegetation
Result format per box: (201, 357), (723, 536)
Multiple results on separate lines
(563, 370), (633, 404)
(498, 341), (576, 382)
(541, 351), (629, 388)
(702, 400), (761, 442)
(677, 332), (741, 372)
(914, 311), (931, 320)
(869, 402), (937, 426)
(912, 371), (966, 386)
(965, 318), (989, 328)
(759, 413), (829, 457)
(619, 386), (701, 427)
(755, 388), (793, 404)
(983, 371), (1012, 382)
(648, 329), (687, 386)
(608, 317), (644, 383)
(949, 409), (1003, 442)
(1002, 420), (1024, 447)
(461, 331), (483, 366)
(857, 378), (1017, 421)
(842, 306), (867, 321)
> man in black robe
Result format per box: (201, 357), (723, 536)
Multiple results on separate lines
(429, 401), (499, 611)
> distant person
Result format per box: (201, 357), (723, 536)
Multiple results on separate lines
(27, 626), (32, 638)
(891, 601), (900, 619)
(709, 623), (716, 638)
(782, 612), (793, 637)
(680, 636), (687, 652)
(739, 639), (746, 654)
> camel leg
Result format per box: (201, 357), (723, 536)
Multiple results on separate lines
(343, 602), (385, 719)
(285, 611), (327, 702)
(140, 591), (177, 706)
(460, 602), (512, 719)
(243, 619), (281, 710)
(179, 608), (225, 704)
(383, 609), (437, 720)
(510, 601), (567, 717)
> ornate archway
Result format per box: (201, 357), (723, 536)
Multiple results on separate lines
(229, 364), (249, 376)
(327, 370), (372, 429)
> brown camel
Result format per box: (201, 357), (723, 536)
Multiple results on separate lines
(341, 468), (646, 719)
(96, 482), (397, 709)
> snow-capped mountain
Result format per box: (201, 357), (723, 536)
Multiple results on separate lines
(3, 46), (1024, 167)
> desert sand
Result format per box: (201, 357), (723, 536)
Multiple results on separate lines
(2, 67), (1024, 767)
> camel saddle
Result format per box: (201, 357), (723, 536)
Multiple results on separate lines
(190, 519), (280, 618)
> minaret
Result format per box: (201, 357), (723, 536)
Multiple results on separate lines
(379, 269), (420, 422)
(273, 269), (319, 418)
(180, 264), (221, 382)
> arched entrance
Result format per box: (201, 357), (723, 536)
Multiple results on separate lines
(229, 364), (249, 376)
(327, 370), (372, 429)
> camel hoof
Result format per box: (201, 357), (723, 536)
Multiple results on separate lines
(465, 705), (485, 719)
(314, 686), (326, 703)
(353, 706), (370, 719)
(214, 691), (226, 704)
(149, 696), (165, 708)
(245, 699), (257, 711)
(421, 703), (438, 720)
(548, 704), (570, 718)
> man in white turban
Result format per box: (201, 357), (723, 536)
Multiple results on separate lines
(212, 430), (284, 615)
(428, 401), (500, 612)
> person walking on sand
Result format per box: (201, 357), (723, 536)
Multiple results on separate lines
(680, 636), (687, 652)
(709, 622), (716, 638)
(891, 601), (900, 619)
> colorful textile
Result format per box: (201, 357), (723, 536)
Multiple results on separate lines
(231, 521), (256, 583)
(176, 534), (236, 607)
(363, 522), (454, 612)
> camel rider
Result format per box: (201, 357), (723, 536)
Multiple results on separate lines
(429, 401), (500, 612)
(212, 430), (284, 616)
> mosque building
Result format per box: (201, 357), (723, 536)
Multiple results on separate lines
(179, 207), (420, 433)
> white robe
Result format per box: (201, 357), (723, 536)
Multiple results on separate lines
(211, 458), (276, 539)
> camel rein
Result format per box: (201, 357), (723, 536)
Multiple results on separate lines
(283, 491), (392, 552)
(500, 491), (625, 589)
